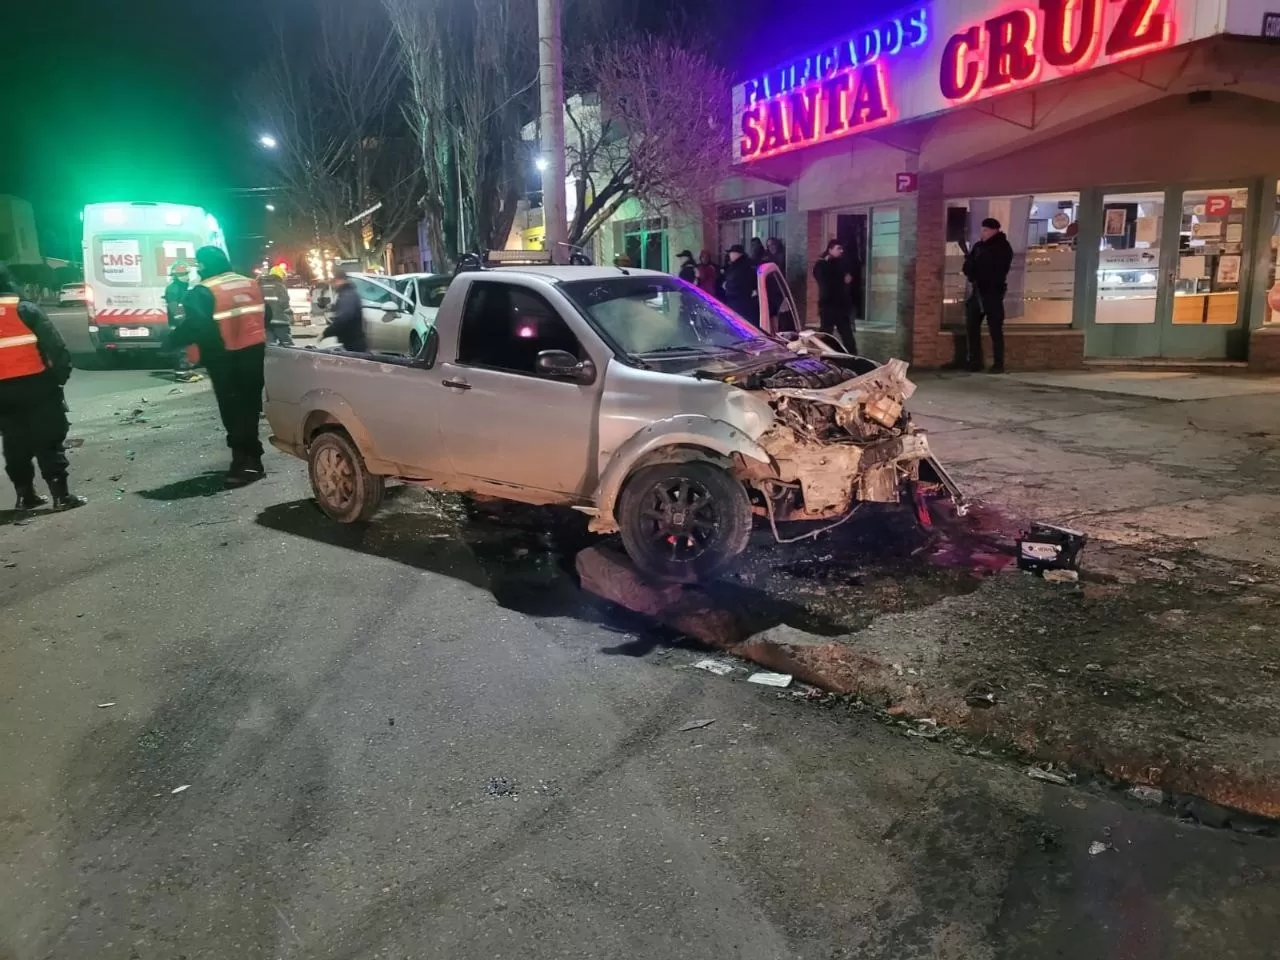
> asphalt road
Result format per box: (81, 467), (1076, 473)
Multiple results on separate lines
(1, 368), (1278, 960)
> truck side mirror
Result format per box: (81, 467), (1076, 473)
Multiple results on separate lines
(537, 349), (595, 385)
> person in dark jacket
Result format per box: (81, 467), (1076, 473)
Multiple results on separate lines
(764, 236), (786, 267)
(963, 217), (1014, 373)
(258, 268), (296, 346)
(813, 239), (856, 353)
(675, 249), (697, 284)
(748, 237), (767, 266)
(721, 244), (758, 323)
(169, 246), (269, 487)
(164, 262), (202, 383)
(323, 266), (367, 352)
(0, 267), (85, 510)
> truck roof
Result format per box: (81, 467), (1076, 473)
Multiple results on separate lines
(486, 265), (672, 283)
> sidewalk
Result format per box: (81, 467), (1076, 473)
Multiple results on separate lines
(579, 370), (1280, 822)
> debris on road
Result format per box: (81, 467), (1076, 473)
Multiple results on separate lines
(1026, 765), (1072, 787)
(1042, 569), (1079, 583)
(1017, 523), (1086, 574)
(678, 719), (716, 732)
(693, 659), (736, 677)
(1085, 663), (1103, 672)
(1088, 840), (1112, 856)
(1128, 785), (1164, 805)
(746, 671), (793, 688)
(485, 776), (517, 798)
(965, 683), (999, 708)
(96, 702), (116, 708)
(66, 438), (84, 448)
(1147, 557), (1177, 571)
(170, 784), (191, 795)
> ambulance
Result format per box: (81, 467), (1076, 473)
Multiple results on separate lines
(82, 202), (226, 360)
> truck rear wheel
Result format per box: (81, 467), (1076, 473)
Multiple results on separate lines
(308, 430), (385, 523)
(617, 461), (752, 583)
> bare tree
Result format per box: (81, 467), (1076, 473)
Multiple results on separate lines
(563, 37), (731, 247)
(248, 0), (420, 266)
(384, 0), (538, 268)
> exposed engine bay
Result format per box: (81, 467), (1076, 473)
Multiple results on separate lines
(725, 341), (965, 529)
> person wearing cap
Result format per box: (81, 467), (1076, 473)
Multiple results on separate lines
(164, 262), (201, 383)
(721, 244), (758, 323)
(168, 246), (269, 488)
(0, 266), (85, 511)
(962, 217), (1014, 373)
(675, 250), (697, 284)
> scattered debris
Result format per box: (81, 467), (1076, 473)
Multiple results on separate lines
(1127, 785), (1164, 805)
(1085, 663), (1103, 672)
(170, 784), (191, 795)
(1035, 828), (1061, 851)
(693, 659), (736, 677)
(1042, 568), (1079, 583)
(1026, 765), (1072, 787)
(66, 438), (84, 448)
(1088, 840), (1112, 856)
(746, 671), (793, 688)
(1146, 557), (1177, 571)
(485, 776), (517, 798)
(1017, 523), (1086, 574)
(678, 718), (716, 732)
(964, 683), (999, 708)
(96, 702), (117, 709)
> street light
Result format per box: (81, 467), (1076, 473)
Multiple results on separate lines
(534, 156), (549, 172)
(265, 203), (276, 212)
(258, 134), (278, 149)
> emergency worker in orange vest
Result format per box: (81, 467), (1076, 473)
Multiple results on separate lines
(0, 266), (86, 510)
(167, 246), (268, 488)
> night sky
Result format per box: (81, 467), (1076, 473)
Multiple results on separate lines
(3, 0), (898, 262)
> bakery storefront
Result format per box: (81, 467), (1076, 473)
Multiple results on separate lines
(730, 0), (1280, 369)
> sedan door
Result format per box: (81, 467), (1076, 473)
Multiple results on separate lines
(350, 275), (414, 354)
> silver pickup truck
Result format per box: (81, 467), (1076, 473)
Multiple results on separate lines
(264, 264), (962, 582)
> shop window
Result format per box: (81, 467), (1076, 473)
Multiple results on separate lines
(865, 207), (900, 330)
(717, 194), (786, 260)
(944, 194), (1079, 325)
(613, 217), (668, 271)
(1172, 187), (1248, 326)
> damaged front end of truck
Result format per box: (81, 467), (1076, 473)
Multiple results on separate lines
(731, 354), (966, 538)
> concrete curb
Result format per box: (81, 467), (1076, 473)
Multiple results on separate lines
(576, 545), (1280, 823)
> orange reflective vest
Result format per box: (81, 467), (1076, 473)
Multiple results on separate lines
(0, 296), (46, 381)
(186, 272), (267, 365)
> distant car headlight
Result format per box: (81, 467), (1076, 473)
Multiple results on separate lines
(88, 325), (99, 332)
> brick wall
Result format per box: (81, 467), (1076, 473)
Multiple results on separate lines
(940, 328), (1085, 369)
(1249, 327), (1280, 371)
(909, 174), (947, 368)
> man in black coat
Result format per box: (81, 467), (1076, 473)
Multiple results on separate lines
(0, 267), (86, 510)
(813, 239), (856, 353)
(721, 244), (758, 323)
(322, 266), (367, 352)
(963, 217), (1014, 373)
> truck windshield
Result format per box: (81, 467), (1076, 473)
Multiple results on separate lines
(560, 276), (781, 360)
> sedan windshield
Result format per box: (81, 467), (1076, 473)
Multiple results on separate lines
(560, 276), (782, 361)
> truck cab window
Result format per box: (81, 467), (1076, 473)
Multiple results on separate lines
(457, 283), (581, 375)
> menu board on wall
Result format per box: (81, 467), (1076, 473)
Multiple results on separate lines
(1216, 255), (1241, 285)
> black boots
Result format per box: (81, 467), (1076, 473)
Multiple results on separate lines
(224, 454), (265, 489)
(14, 484), (48, 510)
(48, 478), (87, 511)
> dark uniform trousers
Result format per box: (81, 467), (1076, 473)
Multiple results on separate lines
(205, 343), (266, 459)
(0, 391), (70, 487)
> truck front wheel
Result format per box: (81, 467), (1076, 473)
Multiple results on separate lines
(617, 461), (752, 583)
(308, 430), (385, 523)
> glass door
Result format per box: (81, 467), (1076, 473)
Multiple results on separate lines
(1089, 191), (1165, 358)
(1162, 186), (1250, 358)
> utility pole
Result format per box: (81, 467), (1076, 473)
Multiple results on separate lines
(537, 0), (567, 263)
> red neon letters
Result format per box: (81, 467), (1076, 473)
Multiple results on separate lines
(740, 62), (892, 161)
(939, 0), (1174, 103)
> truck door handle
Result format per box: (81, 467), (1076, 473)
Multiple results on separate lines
(442, 377), (471, 391)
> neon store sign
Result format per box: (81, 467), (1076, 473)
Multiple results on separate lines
(738, 8), (929, 163)
(939, 0), (1176, 102)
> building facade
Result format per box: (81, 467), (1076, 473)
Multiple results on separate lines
(725, 0), (1280, 369)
